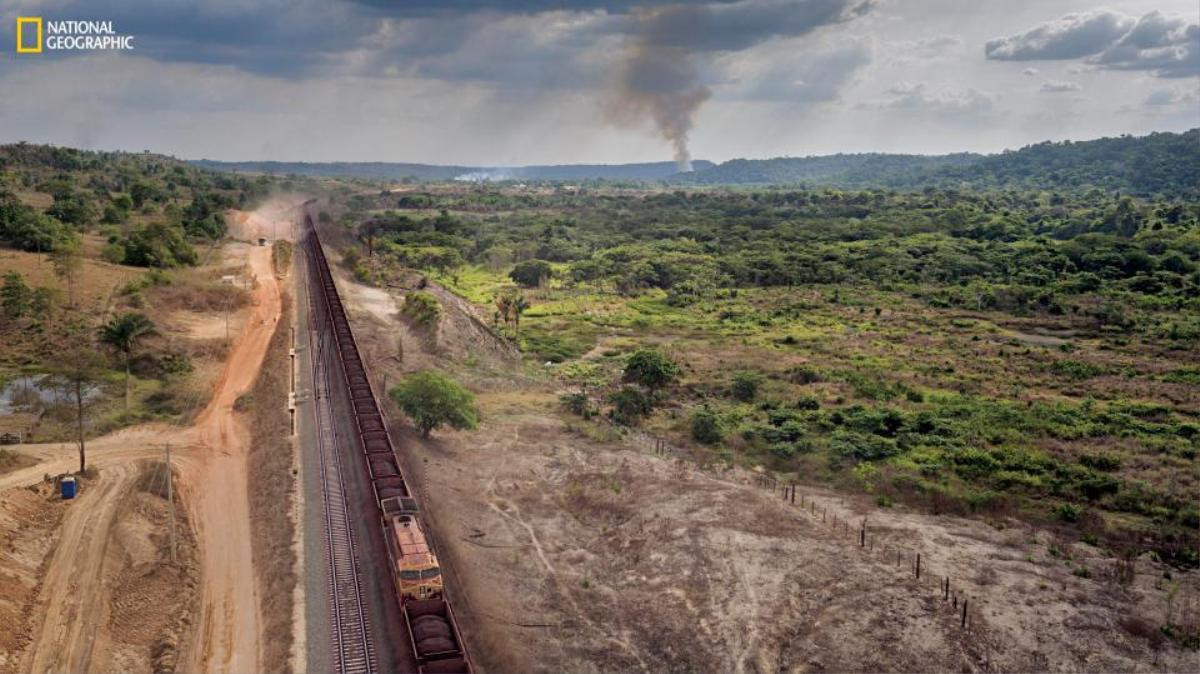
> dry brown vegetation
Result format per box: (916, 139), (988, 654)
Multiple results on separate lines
(245, 293), (296, 673)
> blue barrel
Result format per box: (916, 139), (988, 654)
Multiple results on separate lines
(61, 476), (77, 500)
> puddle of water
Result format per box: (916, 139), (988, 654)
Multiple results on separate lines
(0, 374), (101, 414)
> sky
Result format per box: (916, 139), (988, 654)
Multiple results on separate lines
(1, 0), (1197, 165)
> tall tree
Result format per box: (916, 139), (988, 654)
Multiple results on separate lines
(511, 295), (530, 337)
(49, 240), (82, 307)
(389, 371), (478, 437)
(98, 312), (158, 411)
(47, 321), (104, 473)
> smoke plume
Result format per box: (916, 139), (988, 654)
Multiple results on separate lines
(606, 5), (713, 172)
(604, 1), (876, 172)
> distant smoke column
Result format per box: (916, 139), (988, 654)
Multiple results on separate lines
(608, 6), (712, 172)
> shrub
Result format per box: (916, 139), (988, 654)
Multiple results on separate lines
(1077, 473), (1121, 501)
(1079, 452), (1122, 471)
(509, 259), (553, 287)
(608, 386), (652, 425)
(401, 291), (441, 328)
(389, 371), (478, 437)
(1055, 502), (1082, 522)
(730, 371), (763, 402)
(794, 395), (820, 410)
(830, 430), (900, 461)
(623, 349), (679, 390)
(951, 448), (1001, 478)
(1051, 360), (1105, 380)
(665, 279), (709, 307)
(788, 365), (823, 384)
(560, 391), (593, 419)
(691, 406), (724, 444)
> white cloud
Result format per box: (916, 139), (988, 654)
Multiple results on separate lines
(987, 9), (1199, 78)
(986, 11), (1134, 60)
(715, 39), (870, 103)
(870, 82), (994, 116)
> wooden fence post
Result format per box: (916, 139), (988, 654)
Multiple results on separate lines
(961, 599), (968, 629)
(915, 553), (921, 580)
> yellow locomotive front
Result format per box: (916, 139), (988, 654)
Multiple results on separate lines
(385, 514), (444, 600)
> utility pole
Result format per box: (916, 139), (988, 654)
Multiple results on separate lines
(166, 443), (177, 564)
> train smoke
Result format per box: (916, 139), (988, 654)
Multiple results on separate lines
(606, 5), (713, 172)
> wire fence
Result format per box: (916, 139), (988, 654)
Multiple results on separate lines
(758, 476), (984, 635)
(604, 418), (990, 647)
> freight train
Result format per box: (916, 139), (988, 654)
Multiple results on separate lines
(304, 212), (471, 673)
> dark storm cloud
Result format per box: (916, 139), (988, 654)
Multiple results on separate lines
(986, 9), (1199, 79)
(5, 1), (874, 81)
(345, 0), (737, 12)
(623, 0), (868, 53)
(1, 0), (374, 76)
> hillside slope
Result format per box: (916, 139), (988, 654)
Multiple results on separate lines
(675, 129), (1199, 196)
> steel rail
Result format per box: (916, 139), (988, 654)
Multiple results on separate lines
(305, 246), (377, 674)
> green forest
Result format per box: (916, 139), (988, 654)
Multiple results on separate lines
(677, 129), (1199, 196)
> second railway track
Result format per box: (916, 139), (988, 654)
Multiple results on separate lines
(306, 247), (378, 674)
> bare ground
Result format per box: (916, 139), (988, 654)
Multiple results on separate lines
(336, 268), (1200, 673)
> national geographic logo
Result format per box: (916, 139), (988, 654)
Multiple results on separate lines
(15, 17), (136, 54)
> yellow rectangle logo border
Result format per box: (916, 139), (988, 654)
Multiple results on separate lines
(16, 17), (43, 54)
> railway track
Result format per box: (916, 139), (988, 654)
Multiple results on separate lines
(304, 208), (472, 673)
(306, 248), (377, 674)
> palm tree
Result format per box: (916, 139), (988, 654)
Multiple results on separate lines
(98, 312), (158, 411)
(512, 295), (530, 337)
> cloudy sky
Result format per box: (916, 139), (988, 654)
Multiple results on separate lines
(1, 0), (1196, 165)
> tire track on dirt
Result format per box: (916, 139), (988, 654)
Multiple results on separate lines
(20, 461), (137, 673)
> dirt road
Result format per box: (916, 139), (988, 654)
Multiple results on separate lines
(179, 239), (281, 673)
